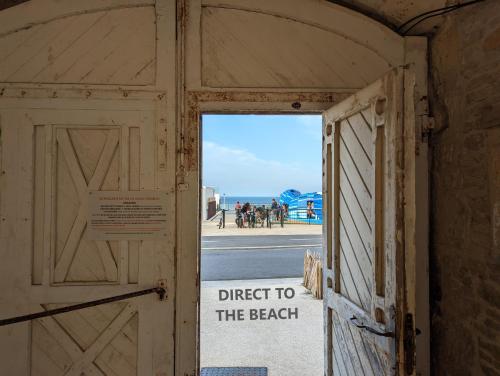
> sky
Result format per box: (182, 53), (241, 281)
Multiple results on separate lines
(202, 114), (322, 196)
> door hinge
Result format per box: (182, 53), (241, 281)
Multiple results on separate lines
(404, 313), (416, 375)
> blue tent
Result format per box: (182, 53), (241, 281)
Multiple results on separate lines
(279, 189), (322, 224)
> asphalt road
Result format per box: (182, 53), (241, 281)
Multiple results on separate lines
(201, 234), (322, 281)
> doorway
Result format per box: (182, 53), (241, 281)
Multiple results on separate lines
(199, 114), (324, 375)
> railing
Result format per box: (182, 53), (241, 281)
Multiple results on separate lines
(212, 204), (322, 229)
(282, 207), (322, 225)
(218, 202), (272, 212)
(0, 286), (167, 327)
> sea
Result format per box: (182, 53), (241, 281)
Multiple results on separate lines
(219, 196), (276, 210)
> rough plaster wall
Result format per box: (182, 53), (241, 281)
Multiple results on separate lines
(430, 1), (500, 375)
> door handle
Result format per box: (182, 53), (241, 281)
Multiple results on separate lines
(349, 316), (394, 337)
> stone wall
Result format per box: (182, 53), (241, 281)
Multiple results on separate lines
(429, 1), (500, 374)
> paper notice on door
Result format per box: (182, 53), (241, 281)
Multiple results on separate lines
(87, 191), (168, 240)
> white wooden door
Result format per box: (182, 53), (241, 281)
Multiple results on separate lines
(322, 67), (425, 375)
(0, 99), (174, 375)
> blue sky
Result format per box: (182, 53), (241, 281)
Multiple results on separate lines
(202, 114), (322, 196)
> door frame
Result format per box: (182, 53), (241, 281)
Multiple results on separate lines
(176, 38), (429, 376)
(402, 37), (430, 375)
(176, 90), (350, 374)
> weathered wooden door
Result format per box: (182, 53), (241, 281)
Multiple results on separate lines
(322, 67), (426, 375)
(0, 99), (174, 375)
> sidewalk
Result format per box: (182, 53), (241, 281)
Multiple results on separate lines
(203, 212), (322, 236)
(200, 278), (323, 376)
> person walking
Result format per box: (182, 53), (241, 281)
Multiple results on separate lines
(271, 198), (279, 221)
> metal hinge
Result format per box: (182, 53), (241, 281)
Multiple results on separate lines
(404, 313), (416, 375)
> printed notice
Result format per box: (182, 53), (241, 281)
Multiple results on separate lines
(87, 191), (168, 240)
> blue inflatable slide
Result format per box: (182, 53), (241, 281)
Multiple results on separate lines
(279, 189), (323, 224)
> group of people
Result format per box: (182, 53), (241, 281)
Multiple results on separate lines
(234, 201), (261, 228)
(233, 198), (289, 228)
(270, 198), (288, 221)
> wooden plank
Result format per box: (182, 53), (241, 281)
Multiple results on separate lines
(94, 314), (138, 375)
(346, 112), (373, 159)
(87, 129), (119, 190)
(32, 320), (72, 375)
(339, 191), (373, 267)
(339, 122), (373, 200)
(95, 241), (118, 282)
(62, 7), (155, 85)
(37, 11), (112, 83)
(359, 108), (373, 131)
(340, 119), (372, 188)
(344, 321), (376, 376)
(37, 316), (84, 362)
(120, 125), (130, 285)
(30, 12), (104, 82)
(66, 240), (107, 282)
(56, 129), (87, 200)
(332, 322), (350, 376)
(0, 24), (39, 62)
(332, 122), (341, 293)
(138, 302), (154, 375)
(53, 207), (86, 282)
(340, 163), (371, 229)
(373, 125), (385, 297)
(43, 125), (54, 286)
(128, 241), (140, 284)
(332, 315), (355, 376)
(129, 127), (141, 190)
(326, 307), (333, 375)
(0, 17), (73, 80)
(334, 313), (365, 375)
(339, 219), (372, 310)
(65, 304), (136, 376)
(48, 306), (101, 351)
(326, 142), (333, 271)
(358, 331), (385, 376)
(33, 125), (46, 285)
(139, 114), (155, 190)
(127, 126), (141, 284)
(339, 244), (367, 311)
(97, 8), (156, 85)
(404, 36), (430, 375)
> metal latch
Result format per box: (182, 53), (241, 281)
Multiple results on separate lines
(404, 313), (416, 375)
(157, 279), (167, 300)
(349, 316), (394, 337)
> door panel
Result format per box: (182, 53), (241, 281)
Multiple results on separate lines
(323, 68), (404, 375)
(0, 100), (173, 375)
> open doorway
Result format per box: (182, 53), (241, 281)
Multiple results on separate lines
(199, 114), (324, 375)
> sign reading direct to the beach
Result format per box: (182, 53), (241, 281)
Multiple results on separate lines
(215, 287), (299, 321)
(87, 191), (168, 240)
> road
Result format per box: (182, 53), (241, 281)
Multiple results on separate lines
(201, 234), (322, 281)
